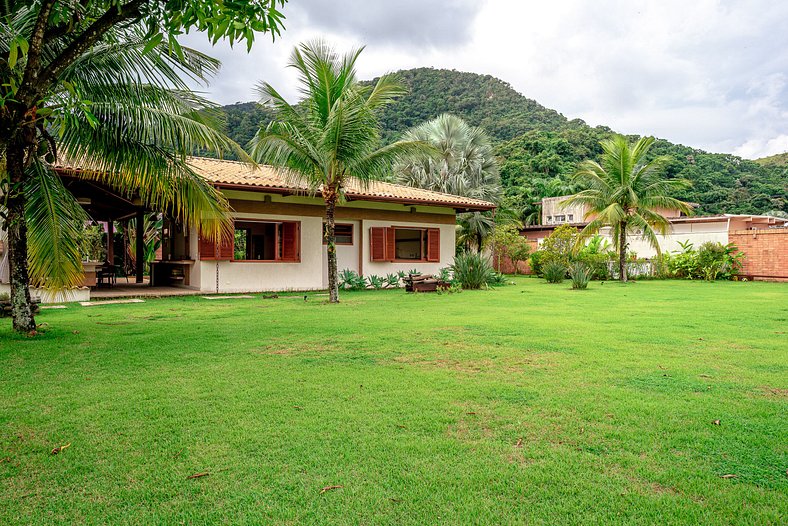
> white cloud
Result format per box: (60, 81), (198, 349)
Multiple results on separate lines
(183, 0), (788, 158)
(733, 135), (788, 159)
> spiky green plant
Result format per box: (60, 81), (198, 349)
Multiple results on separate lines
(569, 262), (592, 290)
(563, 136), (692, 282)
(543, 261), (567, 284)
(251, 40), (427, 303)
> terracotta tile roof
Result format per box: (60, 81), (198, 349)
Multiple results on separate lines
(186, 157), (496, 211)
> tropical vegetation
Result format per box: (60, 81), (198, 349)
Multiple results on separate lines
(218, 68), (787, 218)
(563, 135), (693, 282)
(0, 0), (288, 333)
(250, 40), (424, 303)
(394, 113), (502, 252)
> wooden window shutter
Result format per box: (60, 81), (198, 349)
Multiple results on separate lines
(199, 234), (218, 260)
(201, 230), (233, 260)
(370, 227), (387, 262)
(426, 228), (440, 262)
(218, 231), (234, 260)
(281, 221), (300, 261)
(386, 227), (395, 261)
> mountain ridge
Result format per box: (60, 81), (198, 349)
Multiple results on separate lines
(217, 67), (787, 216)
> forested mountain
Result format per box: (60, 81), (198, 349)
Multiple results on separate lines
(218, 68), (787, 216)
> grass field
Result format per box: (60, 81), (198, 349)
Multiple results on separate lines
(1, 277), (786, 524)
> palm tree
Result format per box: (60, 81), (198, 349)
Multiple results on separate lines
(1, 21), (240, 332)
(250, 40), (424, 303)
(395, 114), (501, 252)
(563, 135), (692, 282)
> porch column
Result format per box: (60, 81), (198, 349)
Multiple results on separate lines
(136, 209), (144, 283)
(106, 220), (114, 265)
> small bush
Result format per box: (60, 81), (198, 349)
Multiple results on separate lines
(338, 269), (366, 290)
(436, 267), (453, 283)
(384, 273), (400, 288)
(367, 275), (384, 289)
(543, 261), (567, 283)
(529, 250), (546, 277)
(0, 292), (9, 302)
(569, 262), (592, 289)
(450, 251), (496, 289)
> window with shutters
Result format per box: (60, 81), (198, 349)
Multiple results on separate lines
(205, 219), (299, 262)
(322, 223), (353, 245)
(369, 226), (440, 262)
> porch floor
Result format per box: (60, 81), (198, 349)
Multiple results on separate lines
(90, 281), (202, 299)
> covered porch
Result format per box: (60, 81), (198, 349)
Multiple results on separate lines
(61, 174), (199, 296)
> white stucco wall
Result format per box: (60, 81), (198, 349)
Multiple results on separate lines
(196, 213), (325, 293)
(597, 220), (730, 258)
(0, 283), (90, 304)
(361, 219), (456, 277)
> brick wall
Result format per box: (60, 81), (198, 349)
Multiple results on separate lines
(493, 240), (539, 274)
(729, 229), (788, 281)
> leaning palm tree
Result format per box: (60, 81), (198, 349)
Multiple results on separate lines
(395, 114), (502, 252)
(1, 21), (240, 332)
(251, 40), (425, 303)
(563, 135), (692, 282)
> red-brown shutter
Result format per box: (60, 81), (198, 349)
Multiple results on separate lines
(281, 221), (300, 261)
(386, 227), (395, 261)
(426, 228), (440, 262)
(200, 230), (234, 260)
(199, 234), (218, 260)
(370, 227), (386, 262)
(219, 231), (234, 260)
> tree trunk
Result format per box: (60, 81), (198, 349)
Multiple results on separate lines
(618, 224), (628, 283)
(325, 195), (339, 303)
(5, 145), (36, 333)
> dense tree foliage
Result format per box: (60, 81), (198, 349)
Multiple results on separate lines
(219, 67), (787, 217)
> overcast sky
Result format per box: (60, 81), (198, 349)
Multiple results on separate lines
(183, 0), (788, 159)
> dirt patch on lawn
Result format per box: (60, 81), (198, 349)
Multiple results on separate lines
(759, 386), (788, 397)
(388, 353), (559, 374)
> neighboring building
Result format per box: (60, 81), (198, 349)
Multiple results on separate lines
(0, 157), (495, 298)
(509, 195), (788, 280)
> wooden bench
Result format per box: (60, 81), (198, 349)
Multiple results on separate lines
(403, 274), (450, 293)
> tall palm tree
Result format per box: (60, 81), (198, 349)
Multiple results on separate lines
(395, 114), (501, 252)
(250, 40), (424, 303)
(1, 20), (240, 332)
(563, 135), (692, 282)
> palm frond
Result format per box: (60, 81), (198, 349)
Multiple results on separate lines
(25, 161), (88, 289)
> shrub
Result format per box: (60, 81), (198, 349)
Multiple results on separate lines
(450, 251), (497, 289)
(338, 269), (366, 290)
(436, 267), (453, 283)
(569, 262), (592, 289)
(540, 224), (578, 267)
(652, 252), (673, 279)
(543, 261), (567, 283)
(529, 250), (546, 276)
(366, 275), (384, 289)
(384, 273), (401, 288)
(668, 241), (744, 281)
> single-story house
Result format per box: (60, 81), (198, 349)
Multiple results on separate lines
(0, 157), (495, 298)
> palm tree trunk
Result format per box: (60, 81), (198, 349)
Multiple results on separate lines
(324, 194), (339, 303)
(5, 145), (37, 333)
(618, 224), (628, 283)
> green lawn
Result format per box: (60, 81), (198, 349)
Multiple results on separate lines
(1, 278), (786, 525)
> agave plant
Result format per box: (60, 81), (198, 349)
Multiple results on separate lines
(569, 262), (591, 290)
